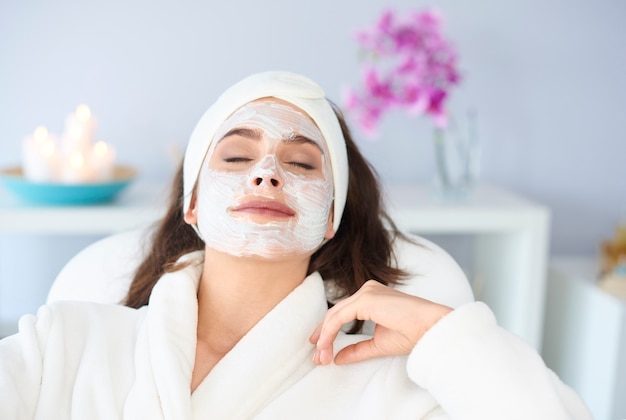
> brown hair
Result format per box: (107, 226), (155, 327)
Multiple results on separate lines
(124, 166), (204, 308)
(124, 101), (410, 331)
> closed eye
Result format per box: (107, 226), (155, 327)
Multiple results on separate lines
(286, 161), (315, 170)
(224, 157), (253, 163)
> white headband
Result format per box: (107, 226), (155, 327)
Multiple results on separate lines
(183, 71), (349, 233)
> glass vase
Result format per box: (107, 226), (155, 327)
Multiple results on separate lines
(433, 112), (480, 200)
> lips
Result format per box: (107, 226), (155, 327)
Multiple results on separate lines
(231, 199), (296, 218)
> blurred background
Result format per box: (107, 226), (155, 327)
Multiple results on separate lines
(2, 0), (624, 253)
(0, 0), (625, 417)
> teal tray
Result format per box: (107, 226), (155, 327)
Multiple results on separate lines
(0, 166), (137, 205)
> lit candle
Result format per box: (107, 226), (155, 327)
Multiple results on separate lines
(21, 105), (118, 185)
(61, 104), (97, 155)
(22, 126), (60, 182)
(90, 140), (116, 182)
(60, 150), (93, 183)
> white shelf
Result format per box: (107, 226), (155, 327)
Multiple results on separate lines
(0, 181), (167, 234)
(0, 183), (551, 350)
(385, 185), (549, 232)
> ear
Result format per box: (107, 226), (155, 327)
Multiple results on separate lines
(184, 192), (198, 225)
(324, 211), (335, 240)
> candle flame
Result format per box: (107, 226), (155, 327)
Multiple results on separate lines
(34, 126), (48, 143)
(94, 141), (108, 156)
(69, 152), (84, 169)
(76, 104), (91, 121)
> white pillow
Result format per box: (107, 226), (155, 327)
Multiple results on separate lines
(47, 228), (152, 304)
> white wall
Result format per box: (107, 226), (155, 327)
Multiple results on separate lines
(1, 0), (625, 327)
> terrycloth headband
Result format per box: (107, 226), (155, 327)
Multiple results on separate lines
(182, 71), (349, 233)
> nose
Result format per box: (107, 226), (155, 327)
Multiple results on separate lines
(253, 175), (281, 187)
(249, 156), (283, 189)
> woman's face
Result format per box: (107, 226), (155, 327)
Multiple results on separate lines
(190, 99), (335, 259)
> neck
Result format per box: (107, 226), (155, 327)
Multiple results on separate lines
(196, 247), (310, 356)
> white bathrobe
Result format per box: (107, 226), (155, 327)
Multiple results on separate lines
(0, 249), (591, 419)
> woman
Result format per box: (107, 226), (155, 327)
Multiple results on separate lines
(0, 71), (590, 419)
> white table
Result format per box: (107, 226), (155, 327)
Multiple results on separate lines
(0, 183), (550, 349)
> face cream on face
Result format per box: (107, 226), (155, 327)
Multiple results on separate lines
(195, 101), (334, 258)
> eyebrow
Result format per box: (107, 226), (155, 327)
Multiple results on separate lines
(286, 135), (324, 154)
(219, 128), (324, 154)
(220, 128), (262, 141)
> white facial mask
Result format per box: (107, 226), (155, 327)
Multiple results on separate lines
(195, 101), (334, 258)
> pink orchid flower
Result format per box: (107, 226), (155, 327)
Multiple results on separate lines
(346, 8), (460, 138)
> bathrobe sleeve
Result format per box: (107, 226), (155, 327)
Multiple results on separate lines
(406, 302), (593, 420)
(0, 308), (51, 419)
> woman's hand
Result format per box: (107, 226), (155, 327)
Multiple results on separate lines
(309, 280), (453, 365)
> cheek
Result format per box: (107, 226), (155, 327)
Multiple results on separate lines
(284, 174), (333, 214)
(302, 182), (333, 207)
(197, 170), (242, 214)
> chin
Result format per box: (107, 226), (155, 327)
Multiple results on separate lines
(236, 247), (315, 262)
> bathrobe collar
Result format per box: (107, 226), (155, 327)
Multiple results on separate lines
(124, 251), (328, 419)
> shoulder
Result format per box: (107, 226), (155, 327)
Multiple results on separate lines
(42, 300), (144, 322)
(390, 233), (474, 308)
(17, 301), (146, 347)
(328, 333), (425, 401)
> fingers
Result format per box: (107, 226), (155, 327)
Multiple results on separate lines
(310, 281), (381, 365)
(310, 280), (454, 366)
(314, 289), (369, 349)
(334, 339), (381, 365)
(310, 323), (337, 365)
(309, 323), (322, 345)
